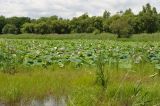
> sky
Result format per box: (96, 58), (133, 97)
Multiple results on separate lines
(0, 0), (160, 19)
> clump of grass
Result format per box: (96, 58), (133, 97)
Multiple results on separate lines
(131, 80), (153, 106)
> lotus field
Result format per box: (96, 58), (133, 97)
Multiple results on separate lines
(1, 39), (160, 71)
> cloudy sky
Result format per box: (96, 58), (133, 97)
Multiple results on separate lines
(0, 0), (160, 19)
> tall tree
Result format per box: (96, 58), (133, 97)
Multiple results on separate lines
(6, 17), (30, 34)
(158, 14), (160, 31)
(103, 10), (110, 19)
(139, 3), (159, 33)
(123, 8), (134, 16)
(0, 16), (6, 34)
(110, 17), (133, 38)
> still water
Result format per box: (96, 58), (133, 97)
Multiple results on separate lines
(0, 96), (66, 106)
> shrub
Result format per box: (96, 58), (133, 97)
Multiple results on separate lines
(93, 29), (101, 35)
(2, 24), (18, 34)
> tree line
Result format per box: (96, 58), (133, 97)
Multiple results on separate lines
(0, 3), (160, 38)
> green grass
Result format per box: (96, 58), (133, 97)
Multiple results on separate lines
(0, 33), (160, 41)
(0, 33), (116, 40)
(0, 64), (159, 106)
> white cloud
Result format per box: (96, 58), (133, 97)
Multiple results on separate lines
(0, 0), (159, 19)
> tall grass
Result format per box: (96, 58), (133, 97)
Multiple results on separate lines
(0, 64), (159, 105)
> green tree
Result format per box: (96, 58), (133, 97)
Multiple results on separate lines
(130, 16), (143, 34)
(36, 22), (52, 34)
(110, 17), (133, 38)
(139, 3), (159, 33)
(103, 20), (110, 33)
(103, 14), (120, 33)
(158, 14), (160, 31)
(103, 10), (110, 19)
(21, 23), (35, 33)
(51, 20), (70, 34)
(36, 15), (58, 23)
(70, 13), (90, 33)
(89, 16), (103, 33)
(6, 17), (30, 34)
(2, 24), (18, 34)
(0, 16), (6, 34)
(122, 9), (140, 34)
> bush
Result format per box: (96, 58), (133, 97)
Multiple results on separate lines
(93, 29), (101, 35)
(2, 24), (18, 34)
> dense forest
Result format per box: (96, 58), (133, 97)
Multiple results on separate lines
(0, 3), (160, 38)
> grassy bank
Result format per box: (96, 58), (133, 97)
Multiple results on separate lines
(0, 33), (160, 41)
(0, 33), (116, 40)
(0, 64), (159, 106)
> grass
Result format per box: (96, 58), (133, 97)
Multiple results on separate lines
(0, 33), (116, 40)
(0, 33), (160, 41)
(0, 64), (159, 106)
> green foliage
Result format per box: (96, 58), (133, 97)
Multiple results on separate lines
(158, 14), (160, 31)
(2, 24), (18, 34)
(21, 23), (35, 33)
(139, 3), (159, 33)
(51, 20), (71, 34)
(96, 52), (109, 89)
(6, 17), (30, 34)
(103, 10), (110, 19)
(110, 17), (133, 38)
(0, 62), (159, 105)
(0, 16), (6, 34)
(22, 19), (70, 34)
(1, 38), (160, 72)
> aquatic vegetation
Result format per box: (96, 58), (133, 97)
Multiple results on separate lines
(1, 39), (160, 72)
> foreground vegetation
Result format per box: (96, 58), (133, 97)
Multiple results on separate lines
(0, 35), (160, 105)
(0, 65), (159, 106)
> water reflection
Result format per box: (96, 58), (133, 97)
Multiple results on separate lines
(0, 103), (5, 106)
(29, 96), (66, 106)
(0, 96), (66, 106)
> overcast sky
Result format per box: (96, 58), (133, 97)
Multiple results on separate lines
(0, 0), (160, 19)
